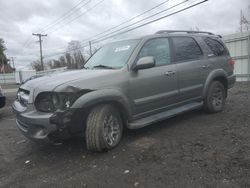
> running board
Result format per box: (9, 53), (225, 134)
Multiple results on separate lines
(128, 102), (203, 129)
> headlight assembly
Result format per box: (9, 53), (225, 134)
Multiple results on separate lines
(35, 92), (55, 112)
(35, 92), (78, 112)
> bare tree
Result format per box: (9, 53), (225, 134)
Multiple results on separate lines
(47, 60), (54, 69)
(65, 52), (74, 69)
(239, 8), (250, 32)
(47, 41), (86, 70)
(31, 60), (43, 71)
(67, 40), (85, 68)
(47, 55), (68, 69)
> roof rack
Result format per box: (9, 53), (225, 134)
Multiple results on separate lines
(155, 30), (215, 35)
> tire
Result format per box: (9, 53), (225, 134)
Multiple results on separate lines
(204, 81), (226, 113)
(85, 104), (123, 152)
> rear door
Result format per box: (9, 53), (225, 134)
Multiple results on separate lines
(171, 36), (205, 101)
(129, 37), (178, 118)
(202, 37), (232, 77)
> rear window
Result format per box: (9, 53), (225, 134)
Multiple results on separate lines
(204, 37), (228, 56)
(172, 37), (203, 62)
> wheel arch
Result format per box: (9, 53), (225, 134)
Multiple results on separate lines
(202, 69), (228, 98)
(71, 89), (132, 128)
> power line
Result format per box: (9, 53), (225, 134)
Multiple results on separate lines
(44, 0), (208, 59)
(85, 0), (171, 40)
(24, 0), (166, 57)
(47, 0), (105, 35)
(48, 0), (187, 53)
(40, 0), (92, 33)
(88, 0), (189, 44)
(82, 0), (207, 47)
(43, 0), (192, 58)
(93, 0), (208, 43)
(44, 0), (176, 53)
(31, 0), (105, 59)
(22, 0), (92, 49)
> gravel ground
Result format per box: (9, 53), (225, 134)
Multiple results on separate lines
(0, 82), (249, 188)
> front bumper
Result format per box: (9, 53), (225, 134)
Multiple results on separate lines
(13, 99), (83, 143)
(12, 100), (58, 142)
(0, 95), (6, 108)
(227, 74), (236, 89)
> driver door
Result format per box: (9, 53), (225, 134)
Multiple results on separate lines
(129, 37), (178, 118)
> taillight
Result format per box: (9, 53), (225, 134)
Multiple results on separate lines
(228, 58), (235, 69)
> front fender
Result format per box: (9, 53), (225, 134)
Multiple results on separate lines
(202, 69), (227, 98)
(71, 88), (132, 118)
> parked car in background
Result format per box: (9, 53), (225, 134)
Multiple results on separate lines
(0, 85), (6, 108)
(13, 30), (235, 152)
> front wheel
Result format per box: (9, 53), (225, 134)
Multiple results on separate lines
(85, 104), (123, 152)
(204, 81), (226, 113)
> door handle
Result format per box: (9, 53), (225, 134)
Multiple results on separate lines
(202, 65), (210, 69)
(164, 70), (176, 76)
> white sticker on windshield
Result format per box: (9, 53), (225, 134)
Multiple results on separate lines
(115, 45), (130, 52)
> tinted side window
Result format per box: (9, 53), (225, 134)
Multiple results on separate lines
(173, 37), (203, 62)
(204, 37), (228, 56)
(138, 38), (171, 66)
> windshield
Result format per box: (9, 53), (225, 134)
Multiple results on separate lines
(84, 39), (140, 69)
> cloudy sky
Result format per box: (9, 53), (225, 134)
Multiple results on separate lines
(0, 0), (249, 69)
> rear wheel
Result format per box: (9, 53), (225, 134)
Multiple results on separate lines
(204, 81), (226, 113)
(86, 104), (123, 152)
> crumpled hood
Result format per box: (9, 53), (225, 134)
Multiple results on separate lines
(21, 69), (117, 99)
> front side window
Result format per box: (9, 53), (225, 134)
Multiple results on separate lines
(138, 38), (171, 66)
(172, 37), (203, 62)
(204, 37), (228, 56)
(85, 39), (140, 69)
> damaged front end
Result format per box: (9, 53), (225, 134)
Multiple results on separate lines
(36, 87), (93, 139)
(13, 86), (92, 142)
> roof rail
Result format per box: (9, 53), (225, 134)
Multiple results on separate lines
(155, 30), (215, 35)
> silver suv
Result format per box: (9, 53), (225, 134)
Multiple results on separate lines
(13, 30), (236, 152)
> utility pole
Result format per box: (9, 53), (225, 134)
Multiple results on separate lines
(11, 57), (15, 70)
(32, 33), (47, 70)
(89, 41), (92, 56)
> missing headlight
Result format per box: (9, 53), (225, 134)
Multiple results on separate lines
(35, 90), (90, 112)
(35, 92), (55, 112)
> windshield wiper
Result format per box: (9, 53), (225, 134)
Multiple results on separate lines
(93, 65), (115, 69)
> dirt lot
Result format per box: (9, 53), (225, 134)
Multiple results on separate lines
(0, 82), (249, 188)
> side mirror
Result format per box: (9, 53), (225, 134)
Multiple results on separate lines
(134, 56), (155, 70)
